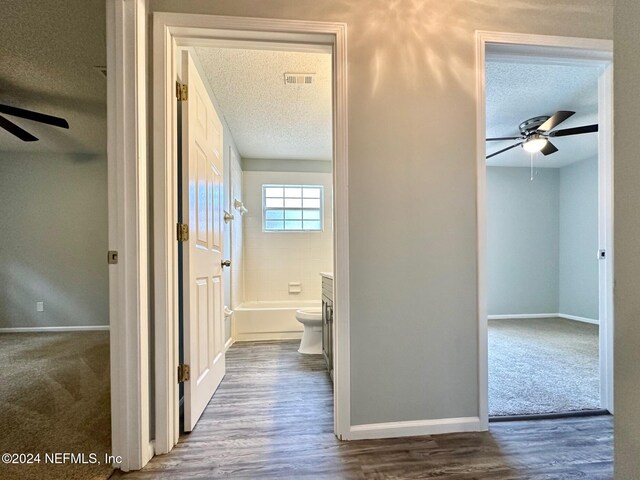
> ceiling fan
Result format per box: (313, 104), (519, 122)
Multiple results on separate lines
(486, 111), (597, 159)
(0, 103), (69, 142)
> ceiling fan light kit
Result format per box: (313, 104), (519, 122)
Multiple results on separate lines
(522, 134), (547, 153)
(486, 110), (598, 160)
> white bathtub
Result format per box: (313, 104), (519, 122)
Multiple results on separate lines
(232, 300), (321, 342)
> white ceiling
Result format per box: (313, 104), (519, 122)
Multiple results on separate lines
(0, 0), (106, 154)
(486, 61), (600, 168)
(193, 47), (332, 161)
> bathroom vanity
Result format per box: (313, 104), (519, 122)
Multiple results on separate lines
(320, 272), (334, 381)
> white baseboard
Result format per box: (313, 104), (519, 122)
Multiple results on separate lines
(0, 325), (110, 333)
(147, 441), (155, 465)
(488, 313), (557, 320)
(235, 331), (302, 342)
(558, 313), (599, 325)
(224, 336), (235, 351)
(488, 313), (599, 324)
(349, 416), (482, 440)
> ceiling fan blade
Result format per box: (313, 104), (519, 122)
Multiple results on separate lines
(0, 114), (38, 141)
(548, 124), (598, 137)
(486, 136), (523, 141)
(537, 111), (575, 132)
(540, 141), (558, 156)
(0, 104), (69, 129)
(486, 141), (523, 159)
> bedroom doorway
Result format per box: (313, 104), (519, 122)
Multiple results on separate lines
(476, 32), (613, 422)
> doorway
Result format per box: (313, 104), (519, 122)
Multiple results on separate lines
(176, 44), (335, 434)
(476, 32), (613, 423)
(0, 153), (112, 480)
(152, 14), (350, 455)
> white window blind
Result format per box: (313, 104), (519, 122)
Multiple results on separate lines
(262, 184), (323, 231)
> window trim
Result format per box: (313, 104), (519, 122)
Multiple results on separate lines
(262, 184), (324, 232)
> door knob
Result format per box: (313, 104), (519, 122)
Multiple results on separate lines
(221, 259), (231, 268)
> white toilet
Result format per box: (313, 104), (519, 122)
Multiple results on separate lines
(295, 307), (323, 354)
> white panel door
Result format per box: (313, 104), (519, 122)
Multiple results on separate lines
(182, 50), (225, 432)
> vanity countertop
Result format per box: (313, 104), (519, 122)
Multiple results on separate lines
(319, 272), (333, 280)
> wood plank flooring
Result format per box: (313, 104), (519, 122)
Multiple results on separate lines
(112, 340), (613, 479)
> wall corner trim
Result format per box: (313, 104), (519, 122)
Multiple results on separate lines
(349, 417), (483, 441)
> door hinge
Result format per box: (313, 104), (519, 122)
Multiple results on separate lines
(177, 364), (190, 383)
(177, 223), (189, 242)
(107, 250), (118, 265)
(176, 81), (188, 101)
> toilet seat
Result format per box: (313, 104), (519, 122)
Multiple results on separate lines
(295, 307), (322, 321)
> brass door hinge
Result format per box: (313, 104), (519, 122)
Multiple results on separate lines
(177, 364), (190, 383)
(177, 223), (189, 242)
(176, 82), (188, 101)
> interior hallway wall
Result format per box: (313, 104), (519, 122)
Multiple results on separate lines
(227, 149), (243, 343)
(0, 152), (108, 328)
(614, 0), (640, 476)
(150, 0), (612, 428)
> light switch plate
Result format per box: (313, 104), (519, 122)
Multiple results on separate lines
(36, 301), (44, 312)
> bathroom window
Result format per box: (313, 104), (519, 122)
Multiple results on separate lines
(262, 184), (324, 232)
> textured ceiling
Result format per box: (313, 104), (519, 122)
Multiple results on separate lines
(0, 0), (106, 154)
(193, 47), (332, 161)
(0, 5), (600, 165)
(486, 61), (600, 168)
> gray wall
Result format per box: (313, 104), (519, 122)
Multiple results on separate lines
(559, 156), (599, 320)
(151, 0), (612, 428)
(0, 152), (108, 328)
(487, 167), (560, 315)
(614, 0), (640, 477)
(487, 161), (599, 320)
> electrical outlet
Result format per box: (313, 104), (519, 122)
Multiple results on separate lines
(36, 301), (44, 312)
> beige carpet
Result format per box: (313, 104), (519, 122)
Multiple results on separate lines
(489, 317), (599, 416)
(0, 331), (112, 480)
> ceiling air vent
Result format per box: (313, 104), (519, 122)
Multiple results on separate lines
(284, 73), (315, 85)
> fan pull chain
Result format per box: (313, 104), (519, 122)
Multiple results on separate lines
(530, 152), (534, 181)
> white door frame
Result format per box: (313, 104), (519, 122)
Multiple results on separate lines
(106, 0), (153, 471)
(475, 31), (614, 425)
(152, 13), (351, 455)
